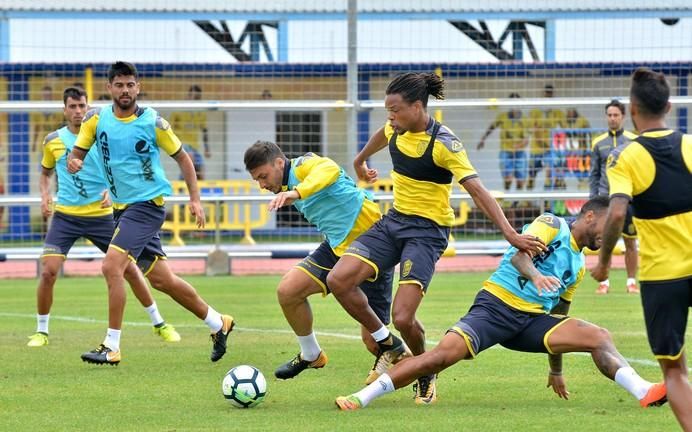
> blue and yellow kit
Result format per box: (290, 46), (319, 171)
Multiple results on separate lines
(74, 105), (182, 207)
(485, 213), (585, 314)
(42, 126), (110, 217)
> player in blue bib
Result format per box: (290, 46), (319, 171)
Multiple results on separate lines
(68, 62), (235, 365)
(245, 141), (395, 380)
(336, 197), (667, 411)
(27, 87), (180, 348)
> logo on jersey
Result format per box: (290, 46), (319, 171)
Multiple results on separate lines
(71, 174), (88, 198)
(99, 131), (117, 198)
(135, 140), (150, 154)
(451, 139), (464, 152)
(402, 259), (413, 278)
(416, 141), (428, 156)
(607, 153), (617, 169)
(141, 158), (154, 181)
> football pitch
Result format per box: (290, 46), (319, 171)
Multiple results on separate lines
(0, 271), (682, 431)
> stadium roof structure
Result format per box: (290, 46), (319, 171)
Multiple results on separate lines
(1, 0), (691, 19)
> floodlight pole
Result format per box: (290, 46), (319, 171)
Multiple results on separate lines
(346, 0), (358, 175)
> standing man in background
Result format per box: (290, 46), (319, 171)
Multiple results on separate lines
(527, 84), (566, 191)
(27, 87), (180, 347)
(589, 99), (639, 295)
(477, 92), (528, 193)
(170, 85), (210, 180)
(591, 67), (691, 430)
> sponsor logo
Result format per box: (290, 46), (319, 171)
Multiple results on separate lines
(135, 139), (150, 154)
(141, 158), (154, 181)
(71, 174), (88, 198)
(99, 131), (117, 197)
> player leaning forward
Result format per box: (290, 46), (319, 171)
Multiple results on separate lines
(68, 61), (234, 365)
(336, 197), (667, 410)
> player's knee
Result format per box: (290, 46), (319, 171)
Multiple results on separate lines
(392, 311), (416, 334)
(276, 279), (299, 306)
(147, 272), (171, 292)
(590, 326), (613, 350)
(40, 264), (60, 282)
(101, 259), (124, 279)
(325, 271), (346, 295)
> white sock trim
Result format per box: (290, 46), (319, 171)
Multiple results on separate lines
(371, 326), (390, 343)
(204, 307), (223, 333)
(104, 328), (121, 352)
(614, 366), (650, 400)
(355, 373), (395, 407)
(297, 333), (321, 362)
(144, 302), (164, 327)
(37, 314), (50, 334)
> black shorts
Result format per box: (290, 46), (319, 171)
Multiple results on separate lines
(448, 290), (570, 357)
(113, 201), (167, 275)
(640, 278), (691, 360)
(297, 240), (393, 325)
(344, 209), (450, 292)
(42, 211), (115, 257)
(622, 205), (637, 238)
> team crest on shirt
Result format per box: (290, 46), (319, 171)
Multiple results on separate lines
(416, 141), (428, 156)
(451, 139), (464, 152)
(402, 259), (413, 277)
(607, 153), (617, 169)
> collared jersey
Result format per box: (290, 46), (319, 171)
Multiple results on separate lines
(41, 126), (111, 217)
(75, 105), (182, 206)
(589, 129), (638, 198)
(384, 119), (477, 227)
(528, 108), (567, 154)
(484, 213), (584, 314)
(607, 129), (692, 281)
(169, 111), (207, 149)
(284, 153), (377, 253)
(493, 110), (527, 152)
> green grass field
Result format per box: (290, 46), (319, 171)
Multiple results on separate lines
(0, 271), (684, 431)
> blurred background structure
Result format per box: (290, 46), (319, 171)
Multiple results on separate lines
(0, 1), (690, 275)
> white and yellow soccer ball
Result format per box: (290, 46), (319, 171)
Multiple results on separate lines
(222, 365), (267, 408)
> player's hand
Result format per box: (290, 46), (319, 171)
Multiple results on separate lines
(589, 262), (609, 282)
(67, 157), (83, 173)
(508, 233), (547, 256)
(189, 199), (206, 229)
(204, 150), (211, 158)
(40, 196), (53, 218)
(100, 190), (112, 208)
(532, 274), (562, 296)
(547, 373), (569, 400)
(268, 190), (300, 211)
(354, 161), (378, 183)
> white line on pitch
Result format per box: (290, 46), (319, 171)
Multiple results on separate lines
(1, 312), (680, 370)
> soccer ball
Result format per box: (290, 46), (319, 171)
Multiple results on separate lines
(222, 365), (267, 408)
